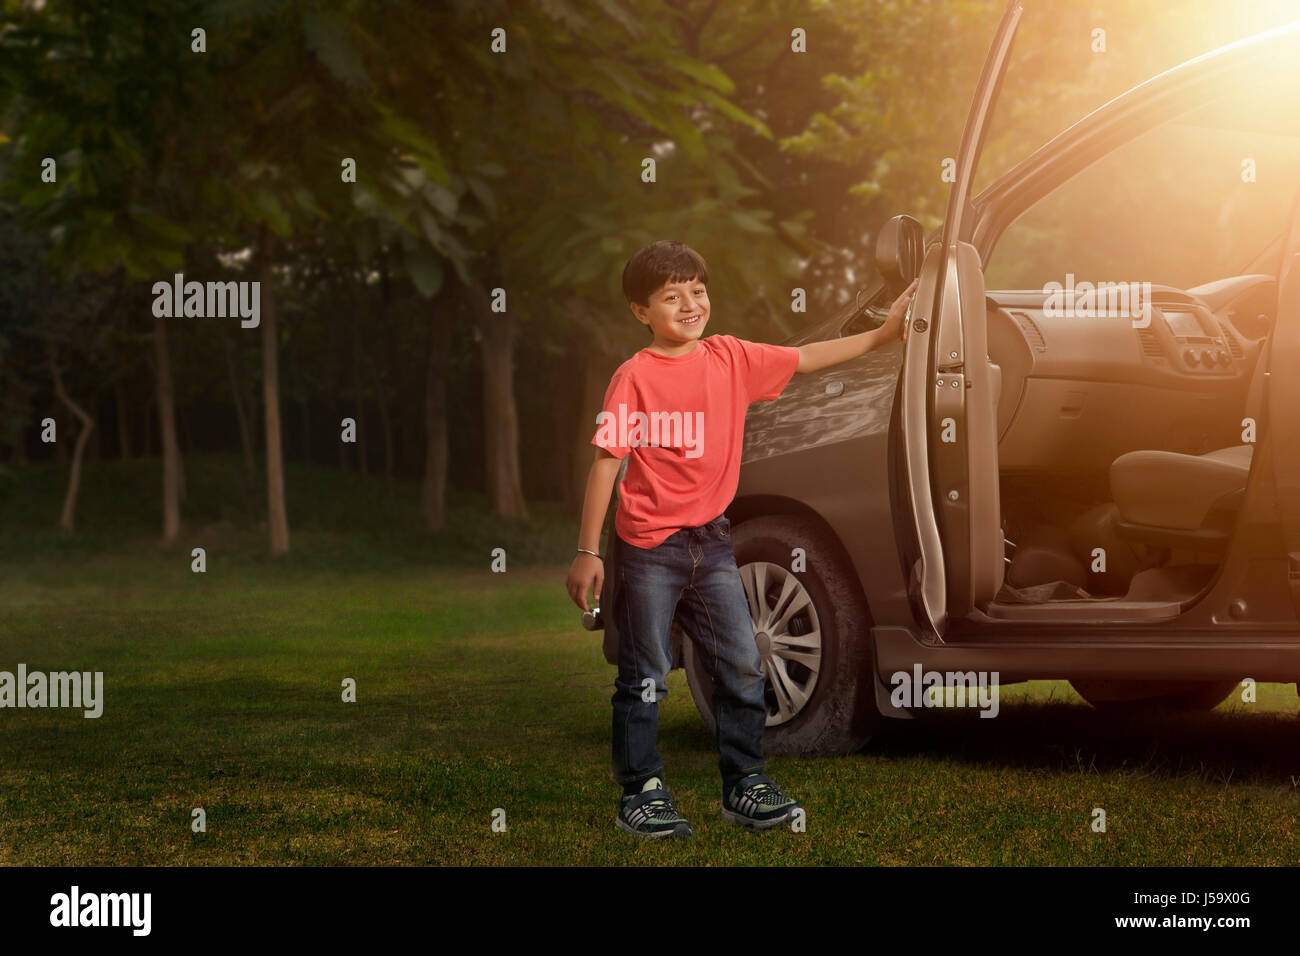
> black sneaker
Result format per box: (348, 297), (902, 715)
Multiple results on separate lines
(721, 773), (799, 829)
(616, 776), (694, 839)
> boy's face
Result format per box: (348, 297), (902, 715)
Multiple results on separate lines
(630, 277), (710, 347)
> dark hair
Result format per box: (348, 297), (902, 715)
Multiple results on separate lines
(621, 241), (709, 307)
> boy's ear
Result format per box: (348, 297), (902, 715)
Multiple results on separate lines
(629, 301), (649, 325)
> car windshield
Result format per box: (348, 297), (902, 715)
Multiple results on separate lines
(973, 5), (1300, 291)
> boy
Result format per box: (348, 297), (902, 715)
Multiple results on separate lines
(565, 240), (917, 839)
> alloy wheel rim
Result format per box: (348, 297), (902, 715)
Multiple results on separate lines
(738, 561), (822, 726)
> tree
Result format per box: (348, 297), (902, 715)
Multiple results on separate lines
(0, 1), (197, 544)
(1, 0), (471, 551)
(359, 0), (817, 518)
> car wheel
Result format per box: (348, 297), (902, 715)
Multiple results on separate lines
(681, 515), (879, 756)
(1070, 679), (1239, 713)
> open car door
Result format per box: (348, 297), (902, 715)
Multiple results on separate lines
(899, 0), (1021, 639)
(1275, 234), (1300, 629)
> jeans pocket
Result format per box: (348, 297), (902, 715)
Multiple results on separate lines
(715, 515), (731, 538)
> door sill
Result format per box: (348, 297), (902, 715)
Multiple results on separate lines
(974, 599), (1182, 622)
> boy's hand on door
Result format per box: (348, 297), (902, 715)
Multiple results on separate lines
(880, 277), (919, 344)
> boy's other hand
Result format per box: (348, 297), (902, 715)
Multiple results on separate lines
(879, 277), (920, 344)
(566, 552), (604, 612)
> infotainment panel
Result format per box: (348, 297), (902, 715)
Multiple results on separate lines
(1162, 310), (1208, 339)
(1149, 302), (1234, 374)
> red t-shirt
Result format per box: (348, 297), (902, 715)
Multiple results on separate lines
(591, 333), (801, 548)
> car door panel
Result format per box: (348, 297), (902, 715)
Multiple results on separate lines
(1272, 251), (1300, 625)
(900, 0), (1020, 639)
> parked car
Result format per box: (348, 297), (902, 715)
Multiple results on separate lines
(596, 0), (1300, 755)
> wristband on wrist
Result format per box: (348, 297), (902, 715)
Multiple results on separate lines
(576, 547), (603, 560)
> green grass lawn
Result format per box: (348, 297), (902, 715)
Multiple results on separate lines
(4, 458), (1300, 865)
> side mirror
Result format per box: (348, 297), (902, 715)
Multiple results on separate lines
(874, 215), (924, 294)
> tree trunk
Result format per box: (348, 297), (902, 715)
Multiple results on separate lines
(471, 282), (529, 519)
(301, 397), (311, 465)
(350, 321), (369, 480)
(225, 337), (256, 483)
(145, 395), (157, 458)
(153, 313), (182, 544)
(49, 344), (94, 533)
(176, 399), (190, 504)
(421, 305), (450, 531)
(357, 400), (368, 478)
(114, 379), (132, 459)
(378, 393), (394, 499)
(377, 250), (395, 499)
(48, 402), (67, 466)
(335, 398), (349, 471)
(259, 226), (290, 555)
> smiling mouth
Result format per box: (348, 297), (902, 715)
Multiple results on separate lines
(679, 315), (701, 326)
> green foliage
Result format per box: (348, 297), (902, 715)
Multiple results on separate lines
(783, 0), (1300, 243)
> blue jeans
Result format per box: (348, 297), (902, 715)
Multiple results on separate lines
(610, 513), (768, 792)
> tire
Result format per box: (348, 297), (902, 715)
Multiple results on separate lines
(681, 514), (880, 756)
(1070, 679), (1239, 713)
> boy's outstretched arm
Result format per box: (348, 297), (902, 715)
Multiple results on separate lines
(796, 278), (919, 375)
(565, 446), (623, 612)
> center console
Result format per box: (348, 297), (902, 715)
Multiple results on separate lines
(1140, 298), (1236, 375)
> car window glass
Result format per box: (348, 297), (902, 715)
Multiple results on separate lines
(984, 94), (1300, 291)
(972, 3), (1300, 198)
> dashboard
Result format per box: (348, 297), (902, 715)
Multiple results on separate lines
(793, 273), (1274, 477)
(984, 275), (1274, 476)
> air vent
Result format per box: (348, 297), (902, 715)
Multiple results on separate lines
(1226, 333), (1243, 359)
(1009, 311), (1047, 352)
(1138, 328), (1163, 357)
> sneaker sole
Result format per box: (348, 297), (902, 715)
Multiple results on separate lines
(721, 805), (797, 830)
(615, 817), (694, 840)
